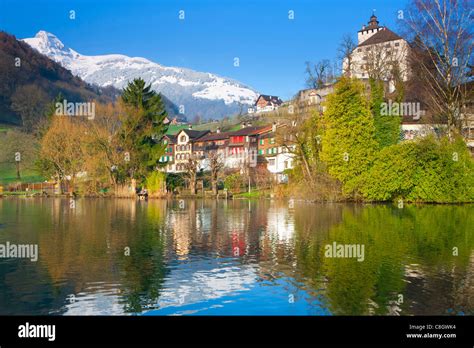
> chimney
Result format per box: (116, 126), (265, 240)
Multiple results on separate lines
(188, 124), (193, 130)
(216, 127), (221, 133)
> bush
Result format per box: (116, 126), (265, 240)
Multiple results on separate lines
(357, 136), (474, 203)
(224, 172), (244, 193)
(145, 171), (166, 197)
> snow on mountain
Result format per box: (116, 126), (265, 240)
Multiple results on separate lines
(22, 31), (259, 119)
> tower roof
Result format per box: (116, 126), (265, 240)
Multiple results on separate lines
(359, 13), (382, 32)
(368, 14), (380, 28)
(358, 28), (403, 47)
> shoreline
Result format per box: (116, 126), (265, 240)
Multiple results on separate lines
(1, 193), (472, 205)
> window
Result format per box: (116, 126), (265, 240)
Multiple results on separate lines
(258, 149), (263, 155)
(180, 135), (186, 142)
(260, 139), (264, 145)
(270, 138), (275, 144)
(268, 159), (275, 166)
(395, 42), (400, 47)
(284, 161), (288, 169)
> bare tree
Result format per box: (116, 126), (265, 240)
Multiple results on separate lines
(10, 84), (48, 133)
(305, 60), (334, 89)
(0, 129), (38, 180)
(207, 151), (224, 195)
(182, 155), (200, 194)
(272, 106), (317, 186)
(362, 43), (409, 83)
(402, 0), (473, 139)
(338, 34), (357, 77)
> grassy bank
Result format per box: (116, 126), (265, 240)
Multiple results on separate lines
(0, 163), (44, 185)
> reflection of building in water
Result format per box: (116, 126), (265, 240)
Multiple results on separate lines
(171, 216), (191, 257)
(257, 203), (297, 271)
(265, 205), (295, 242)
(170, 201), (197, 258)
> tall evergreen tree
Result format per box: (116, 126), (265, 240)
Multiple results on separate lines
(120, 78), (169, 182)
(320, 77), (378, 194)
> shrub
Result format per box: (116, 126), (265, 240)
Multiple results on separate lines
(224, 172), (244, 193)
(357, 136), (474, 203)
(145, 171), (166, 197)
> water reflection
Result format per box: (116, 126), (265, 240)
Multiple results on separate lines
(0, 198), (472, 315)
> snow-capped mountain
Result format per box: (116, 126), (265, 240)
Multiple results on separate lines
(22, 31), (259, 119)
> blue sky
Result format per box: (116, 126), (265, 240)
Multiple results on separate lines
(1, 0), (408, 99)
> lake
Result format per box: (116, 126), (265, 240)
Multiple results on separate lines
(0, 198), (472, 315)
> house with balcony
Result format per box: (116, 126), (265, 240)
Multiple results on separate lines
(172, 128), (210, 172)
(192, 130), (230, 171)
(257, 124), (296, 183)
(225, 125), (272, 168)
(159, 134), (177, 172)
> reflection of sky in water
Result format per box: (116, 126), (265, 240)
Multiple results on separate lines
(142, 257), (327, 315)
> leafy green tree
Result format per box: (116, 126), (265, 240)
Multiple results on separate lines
(370, 79), (401, 148)
(320, 77), (378, 194)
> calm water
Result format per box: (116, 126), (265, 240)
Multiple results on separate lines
(0, 198), (472, 315)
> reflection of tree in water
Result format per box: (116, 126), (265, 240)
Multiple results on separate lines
(293, 204), (474, 315)
(118, 201), (167, 313)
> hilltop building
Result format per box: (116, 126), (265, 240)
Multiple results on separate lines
(343, 14), (410, 88)
(249, 95), (284, 114)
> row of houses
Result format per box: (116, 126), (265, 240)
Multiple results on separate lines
(159, 124), (296, 183)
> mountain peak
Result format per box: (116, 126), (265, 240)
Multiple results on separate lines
(33, 30), (66, 51)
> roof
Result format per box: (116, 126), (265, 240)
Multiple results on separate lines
(163, 134), (176, 143)
(196, 132), (230, 142)
(358, 28), (404, 47)
(228, 125), (272, 136)
(177, 129), (210, 140)
(255, 94), (283, 106)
